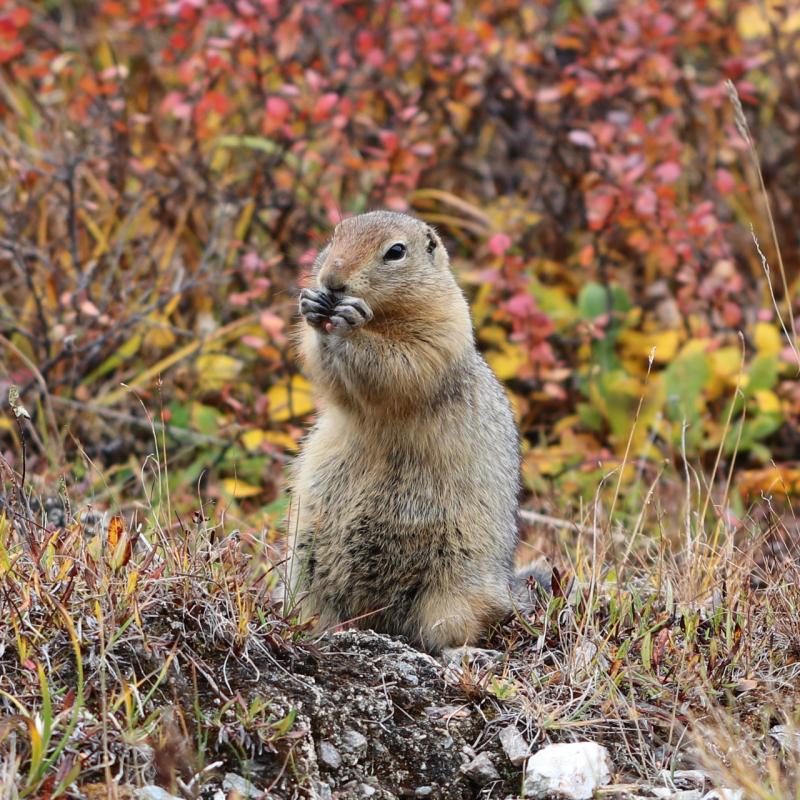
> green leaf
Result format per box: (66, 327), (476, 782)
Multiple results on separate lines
(664, 351), (710, 422)
(578, 282), (608, 320)
(745, 354), (778, 394)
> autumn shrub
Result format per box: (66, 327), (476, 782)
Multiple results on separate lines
(0, 0), (799, 514)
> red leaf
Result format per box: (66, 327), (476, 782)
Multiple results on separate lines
(9, 7), (31, 27)
(586, 188), (616, 230)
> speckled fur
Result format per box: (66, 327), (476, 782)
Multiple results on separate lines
(288, 211), (520, 653)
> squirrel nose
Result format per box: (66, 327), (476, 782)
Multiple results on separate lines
(322, 276), (347, 293)
(320, 259), (347, 292)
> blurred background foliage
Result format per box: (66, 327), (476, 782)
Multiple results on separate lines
(1, 0), (799, 523)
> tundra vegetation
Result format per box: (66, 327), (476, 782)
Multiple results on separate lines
(0, 1), (798, 797)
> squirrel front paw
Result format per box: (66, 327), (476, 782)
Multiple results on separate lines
(299, 288), (372, 335)
(324, 296), (373, 335)
(299, 287), (335, 330)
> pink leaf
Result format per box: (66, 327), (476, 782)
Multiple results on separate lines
(714, 168), (737, 195)
(568, 129), (596, 149)
(266, 97), (291, 126)
(654, 161), (682, 184)
(488, 233), (512, 256)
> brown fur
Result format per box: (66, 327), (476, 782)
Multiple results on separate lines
(287, 211), (521, 653)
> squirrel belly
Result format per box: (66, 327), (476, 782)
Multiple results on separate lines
(288, 211), (522, 653)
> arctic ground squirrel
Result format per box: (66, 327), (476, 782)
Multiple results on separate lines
(288, 210), (543, 653)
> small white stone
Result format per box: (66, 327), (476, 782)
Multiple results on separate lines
(135, 788), (181, 800)
(499, 725), (530, 766)
(523, 741), (612, 799)
(702, 790), (744, 800)
(222, 773), (261, 798)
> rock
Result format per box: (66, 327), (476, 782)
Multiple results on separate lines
(702, 791), (744, 800)
(135, 789), (180, 800)
(499, 725), (530, 766)
(572, 638), (608, 677)
(441, 646), (503, 670)
(415, 787), (434, 797)
(319, 740), (342, 769)
(341, 728), (368, 755)
(222, 773), (261, 798)
(523, 741), (612, 799)
(460, 751), (501, 786)
(671, 770), (710, 788)
(769, 725), (800, 753)
(310, 781), (332, 800)
(651, 790), (702, 799)
(395, 658), (421, 686)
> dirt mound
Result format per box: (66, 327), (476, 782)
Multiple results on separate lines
(223, 631), (514, 799)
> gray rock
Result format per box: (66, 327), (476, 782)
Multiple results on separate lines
(499, 725), (530, 766)
(310, 781), (333, 800)
(460, 751), (501, 786)
(341, 728), (369, 755)
(319, 740), (343, 769)
(769, 725), (800, 752)
(222, 773), (261, 798)
(415, 788), (434, 797)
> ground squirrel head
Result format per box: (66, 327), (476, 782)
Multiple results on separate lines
(312, 211), (455, 317)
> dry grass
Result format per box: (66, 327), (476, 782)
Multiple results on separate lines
(0, 406), (798, 798)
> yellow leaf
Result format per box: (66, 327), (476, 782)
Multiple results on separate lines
(55, 557), (74, 582)
(126, 570), (139, 597)
(144, 314), (176, 351)
(446, 100), (472, 131)
(737, 4), (769, 38)
(267, 375), (315, 422)
(737, 2), (800, 39)
(221, 478), (262, 498)
(196, 353), (242, 392)
(754, 389), (781, 413)
(754, 322), (781, 356)
(739, 466), (800, 497)
(649, 330), (681, 364)
(710, 346), (742, 377)
(478, 325), (508, 346)
(263, 431), (300, 452)
(241, 429), (299, 453)
(485, 343), (526, 380)
(241, 429), (266, 452)
(620, 329), (681, 364)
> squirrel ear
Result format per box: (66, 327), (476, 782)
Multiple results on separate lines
(426, 233), (437, 255)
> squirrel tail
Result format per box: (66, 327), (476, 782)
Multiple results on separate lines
(511, 557), (554, 608)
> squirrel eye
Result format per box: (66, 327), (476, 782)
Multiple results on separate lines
(384, 243), (406, 261)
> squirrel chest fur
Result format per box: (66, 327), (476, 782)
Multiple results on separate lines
(288, 210), (520, 652)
